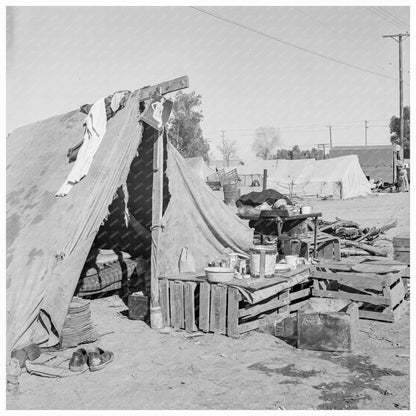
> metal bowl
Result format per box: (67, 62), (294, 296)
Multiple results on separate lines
(204, 267), (235, 283)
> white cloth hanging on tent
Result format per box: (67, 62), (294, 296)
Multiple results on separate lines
(55, 98), (107, 197)
(110, 91), (127, 113)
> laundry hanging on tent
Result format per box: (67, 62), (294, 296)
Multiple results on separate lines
(111, 91), (129, 113)
(67, 91), (130, 163)
(55, 97), (107, 197)
(139, 96), (173, 131)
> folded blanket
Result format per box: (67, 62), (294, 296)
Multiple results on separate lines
(77, 258), (143, 294)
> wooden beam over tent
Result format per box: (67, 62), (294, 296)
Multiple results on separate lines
(144, 76), (190, 329)
(135, 76), (189, 101)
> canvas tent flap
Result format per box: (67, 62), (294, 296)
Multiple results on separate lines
(7, 92), (143, 353)
(159, 143), (253, 275)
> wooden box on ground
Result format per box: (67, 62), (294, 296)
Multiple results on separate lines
(297, 298), (359, 352)
(393, 236), (410, 279)
(158, 273), (206, 333)
(200, 266), (312, 337)
(310, 259), (407, 323)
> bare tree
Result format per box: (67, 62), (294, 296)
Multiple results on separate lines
(252, 126), (281, 159)
(217, 137), (238, 167)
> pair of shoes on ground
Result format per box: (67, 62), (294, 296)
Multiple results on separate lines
(69, 347), (114, 373)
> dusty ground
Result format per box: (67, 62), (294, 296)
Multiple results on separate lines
(7, 192), (410, 410)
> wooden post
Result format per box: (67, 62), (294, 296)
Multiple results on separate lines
(263, 169), (268, 190)
(150, 129), (164, 329)
(139, 76), (189, 329)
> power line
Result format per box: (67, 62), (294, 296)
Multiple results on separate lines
(190, 6), (399, 82)
(204, 119), (391, 135)
(366, 7), (407, 31)
(376, 7), (410, 30)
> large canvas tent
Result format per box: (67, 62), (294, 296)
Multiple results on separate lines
(267, 155), (372, 199)
(6, 85), (253, 354)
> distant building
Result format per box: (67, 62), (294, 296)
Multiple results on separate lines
(329, 144), (401, 183)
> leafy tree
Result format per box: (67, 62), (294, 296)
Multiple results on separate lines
(390, 106), (410, 158)
(167, 91), (210, 161)
(274, 146), (324, 160)
(290, 145), (305, 159)
(274, 148), (291, 159)
(310, 147), (324, 160)
(252, 126), (281, 160)
(217, 137), (238, 167)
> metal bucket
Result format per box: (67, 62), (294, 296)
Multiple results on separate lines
(223, 183), (241, 205)
(250, 245), (277, 278)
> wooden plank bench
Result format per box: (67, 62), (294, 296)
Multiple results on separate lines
(310, 261), (406, 323)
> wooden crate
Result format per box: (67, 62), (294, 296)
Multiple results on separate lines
(199, 267), (312, 337)
(393, 237), (410, 263)
(393, 236), (410, 279)
(310, 263), (406, 323)
(206, 181), (221, 191)
(297, 299), (359, 352)
(302, 233), (341, 261)
(219, 168), (239, 186)
(158, 277), (200, 332)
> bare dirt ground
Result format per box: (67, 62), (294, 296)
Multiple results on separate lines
(7, 192), (410, 410)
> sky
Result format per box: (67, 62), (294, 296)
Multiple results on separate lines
(6, 5), (411, 162)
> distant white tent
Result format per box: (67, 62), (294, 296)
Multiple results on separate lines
(267, 155), (371, 199)
(185, 156), (215, 181)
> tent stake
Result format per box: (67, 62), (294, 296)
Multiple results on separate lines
(150, 129), (164, 329)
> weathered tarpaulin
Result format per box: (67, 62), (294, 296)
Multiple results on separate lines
(7, 92), (143, 353)
(159, 143), (253, 275)
(7, 92), (253, 354)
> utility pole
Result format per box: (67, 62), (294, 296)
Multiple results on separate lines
(317, 143), (330, 159)
(383, 32), (410, 160)
(327, 126), (333, 149)
(220, 130), (226, 167)
(364, 120), (368, 146)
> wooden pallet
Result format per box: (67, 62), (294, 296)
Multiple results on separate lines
(310, 262), (406, 323)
